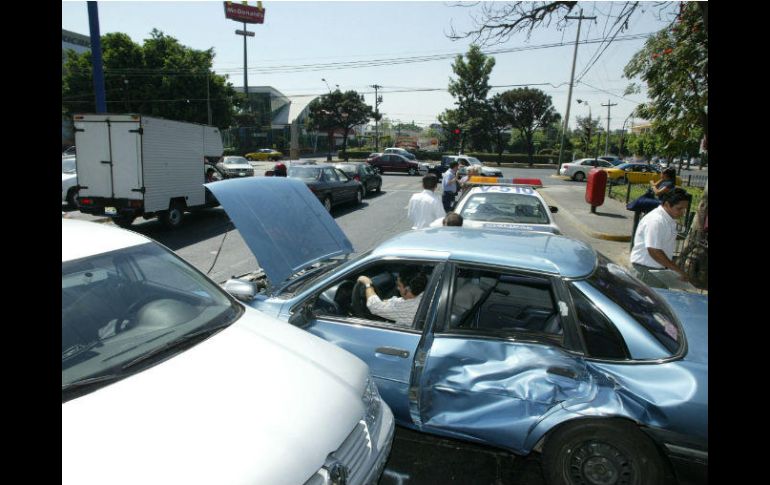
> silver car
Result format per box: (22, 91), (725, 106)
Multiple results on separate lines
(451, 184), (560, 234)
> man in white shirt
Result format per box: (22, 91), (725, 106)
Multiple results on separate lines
(630, 187), (690, 288)
(407, 174), (446, 229)
(357, 268), (428, 326)
(441, 161), (460, 211)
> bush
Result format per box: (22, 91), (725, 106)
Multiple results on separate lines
(223, 147), (240, 156)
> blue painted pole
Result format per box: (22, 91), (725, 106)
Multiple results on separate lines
(87, 1), (107, 113)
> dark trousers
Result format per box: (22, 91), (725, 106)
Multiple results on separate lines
(442, 192), (456, 212)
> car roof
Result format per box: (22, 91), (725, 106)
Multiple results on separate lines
(372, 228), (596, 278)
(62, 219), (151, 263)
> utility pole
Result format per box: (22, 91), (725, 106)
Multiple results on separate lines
(601, 99), (617, 155)
(371, 84), (382, 151)
(557, 9), (596, 169)
(206, 70), (212, 125)
(235, 24), (255, 111)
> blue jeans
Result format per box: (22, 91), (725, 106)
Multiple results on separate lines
(442, 192), (456, 212)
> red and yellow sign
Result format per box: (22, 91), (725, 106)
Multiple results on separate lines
(224, 1), (265, 24)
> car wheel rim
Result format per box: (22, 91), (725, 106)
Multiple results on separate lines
(169, 209), (182, 226)
(357, 191), (362, 204)
(324, 198), (331, 212)
(570, 441), (632, 485)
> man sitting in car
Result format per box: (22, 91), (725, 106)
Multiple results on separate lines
(357, 268), (427, 325)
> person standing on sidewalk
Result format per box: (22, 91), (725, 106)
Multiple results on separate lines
(441, 161), (460, 211)
(649, 167), (677, 199)
(630, 187), (690, 288)
(407, 174), (446, 229)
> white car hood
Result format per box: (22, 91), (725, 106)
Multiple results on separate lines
(62, 306), (368, 485)
(223, 162), (253, 170)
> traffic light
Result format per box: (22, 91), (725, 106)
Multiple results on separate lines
(453, 128), (461, 135)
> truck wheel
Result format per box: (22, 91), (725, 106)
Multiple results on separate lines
(112, 215), (135, 228)
(66, 188), (79, 209)
(160, 204), (185, 229)
(542, 420), (667, 485)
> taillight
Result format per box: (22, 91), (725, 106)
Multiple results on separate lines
(354, 175), (361, 181)
(79, 198), (92, 205)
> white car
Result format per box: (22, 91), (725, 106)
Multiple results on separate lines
(62, 155), (78, 207)
(62, 219), (394, 485)
(216, 155), (255, 178)
(436, 184), (561, 234)
(558, 158), (614, 181)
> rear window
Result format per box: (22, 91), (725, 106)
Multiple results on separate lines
(459, 193), (549, 224)
(582, 254), (683, 354)
(288, 166), (321, 181)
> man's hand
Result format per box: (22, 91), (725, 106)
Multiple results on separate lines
(357, 275), (372, 286)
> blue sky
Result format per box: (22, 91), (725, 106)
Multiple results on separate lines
(62, 1), (677, 130)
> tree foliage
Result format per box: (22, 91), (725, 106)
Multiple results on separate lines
(497, 87), (560, 165)
(623, 2), (707, 155)
(307, 89), (373, 159)
(446, 45), (496, 152)
(62, 30), (239, 128)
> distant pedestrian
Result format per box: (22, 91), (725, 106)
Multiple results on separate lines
(441, 160), (460, 211)
(443, 212), (463, 226)
(408, 174), (446, 229)
(630, 187), (690, 288)
(649, 168), (676, 199)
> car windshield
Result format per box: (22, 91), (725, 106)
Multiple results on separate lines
(288, 166), (321, 181)
(62, 157), (76, 173)
(466, 157), (482, 165)
(223, 156), (248, 165)
(62, 242), (243, 401)
(459, 193), (549, 224)
(579, 254), (683, 354)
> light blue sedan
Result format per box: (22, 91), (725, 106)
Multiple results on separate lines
(208, 177), (708, 485)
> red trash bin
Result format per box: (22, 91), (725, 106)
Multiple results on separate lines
(585, 168), (608, 213)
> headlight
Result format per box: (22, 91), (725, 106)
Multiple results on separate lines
(361, 376), (381, 430)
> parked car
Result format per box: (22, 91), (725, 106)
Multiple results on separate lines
(603, 162), (661, 182)
(207, 177), (708, 485)
(450, 183), (560, 234)
(245, 148), (283, 161)
(334, 162), (382, 196)
(62, 155), (79, 208)
(453, 155), (504, 178)
(598, 155), (624, 166)
(383, 147), (417, 161)
(366, 152), (383, 163)
(558, 158), (614, 181)
(368, 153), (427, 176)
(287, 163), (364, 211)
(61, 218), (394, 485)
(215, 156), (255, 178)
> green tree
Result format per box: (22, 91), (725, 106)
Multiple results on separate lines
(488, 94), (511, 165)
(574, 115), (601, 158)
(437, 109), (463, 153)
(307, 89), (373, 160)
(62, 30), (239, 128)
(498, 87), (560, 166)
(447, 45), (495, 152)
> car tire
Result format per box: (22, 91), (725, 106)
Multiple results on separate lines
(573, 171), (586, 182)
(160, 203), (185, 229)
(408, 167), (417, 176)
(111, 215), (135, 228)
(375, 182), (381, 193)
(373, 166), (382, 175)
(66, 188), (79, 208)
(323, 196), (332, 213)
(542, 419), (668, 485)
(355, 189), (363, 205)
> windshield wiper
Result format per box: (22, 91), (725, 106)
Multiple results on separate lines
(62, 373), (123, 394)
(120, 322), (232, 372)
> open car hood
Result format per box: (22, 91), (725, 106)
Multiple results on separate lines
(206, 177), (353, 289)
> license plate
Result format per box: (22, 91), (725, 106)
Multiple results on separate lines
(105, 207), (117, 215)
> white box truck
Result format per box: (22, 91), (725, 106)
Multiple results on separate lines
(73, 114), (224, 228)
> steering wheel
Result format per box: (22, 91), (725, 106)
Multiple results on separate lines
(350, 281), (374, 319)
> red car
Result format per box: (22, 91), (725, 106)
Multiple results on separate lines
(367, 153), (425, 176)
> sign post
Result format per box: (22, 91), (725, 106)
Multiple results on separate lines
(224, 2), (266, 110)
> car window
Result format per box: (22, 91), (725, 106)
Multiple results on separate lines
(310, 261), (437, 329)
(598, 161), (613, 167)
(323, 167), (339, 181)
(567, 284), (630, 360)
(363, 165), (374, 175)
(338, 165), (356, 176)
(223, 156), (248, 165)
(578, 255), (683, 355)
(442, 266), (563, 340)
(62, 242), (242, 401)
(288, 166), (320, 180)
(335, 168), (350, 181)
(458, 193), (549, 224)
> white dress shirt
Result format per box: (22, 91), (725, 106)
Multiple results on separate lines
(630, 205), (678, 268)
(407, 190), (446, 229)
(366, 293), (423, 326)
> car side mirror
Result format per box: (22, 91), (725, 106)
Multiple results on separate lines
(222, 279), (258, 302)
(288, 300), (314, 328)
(549, 206), (558, 213)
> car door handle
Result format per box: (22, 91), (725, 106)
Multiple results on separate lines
(547, 366), (578, 380)
(375, 347), (410, 359)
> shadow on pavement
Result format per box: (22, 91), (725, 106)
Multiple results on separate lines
(127, 207), (234, 251)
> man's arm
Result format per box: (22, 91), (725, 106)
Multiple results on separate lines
(357, 275), (377, 300)
(647, 248), (688, 281)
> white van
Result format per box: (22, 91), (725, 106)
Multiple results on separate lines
(62, 219), (394, 485)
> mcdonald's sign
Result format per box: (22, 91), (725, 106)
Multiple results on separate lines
(224, 1), (266, 24)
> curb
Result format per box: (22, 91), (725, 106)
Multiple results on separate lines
(538, 191), (632, 242)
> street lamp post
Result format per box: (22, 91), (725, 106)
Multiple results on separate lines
(619, 114), (634, 159)
(577, 99), (599, 160)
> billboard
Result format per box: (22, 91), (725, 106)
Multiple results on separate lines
(224, 1), (265, 24)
